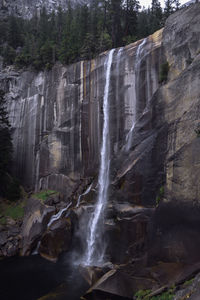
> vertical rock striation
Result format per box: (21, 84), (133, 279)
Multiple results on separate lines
(1, 28), (163, 199)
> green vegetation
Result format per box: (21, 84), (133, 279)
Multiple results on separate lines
(0, 0), (180, 70)
(0, 199), (25, 224)
(159, 62), (169, 83)
(4, 176), (21, 201)
(134, 289), (151, 299)
(156, 185), (164, 206)
(0, 90), (21, 200)
(183, 278), (194, 287)
(33, 190), (58, 202)
(4, 204), (24, 219)
(134, 286), (175, 300)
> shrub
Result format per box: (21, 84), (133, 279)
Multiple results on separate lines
(156, 186), (164, 206)
(134, 289), (151, 299)
(33, 190), (58, 202)
(5, 176), (21, 201)
(0, 199), (25, 224)
(134, 286), (175, 300)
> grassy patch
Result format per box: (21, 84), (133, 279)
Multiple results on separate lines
(134, 289), (151, 299)
(0, 199), (26, 224)
(183, 278), (194, 287)
(4, 205), (24, 219)
(0, 216), (6, 225)
(134, 286), (175, 300)
(33, 190), (58, 202)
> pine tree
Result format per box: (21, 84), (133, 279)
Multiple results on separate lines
(7, 15), (23, 49)
(122, 0), (140, 44)
(109, 0), (123, 47)
(164, 0), (174, 19)
(0, 90), (12, 197)
(149, 0), (163, 33)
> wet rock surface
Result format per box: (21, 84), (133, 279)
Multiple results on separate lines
(21, 197), (55, 256)
(1, 28), (162, 197)
(0, 223), (21, 257)
(105, 204), (155, 264)
(39, 216), (72, 262)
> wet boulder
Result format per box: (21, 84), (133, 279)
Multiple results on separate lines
(0, 220), (21, 258)
(83, 268), (154, 300)
(39, 216), (72, 262)
(21, 197), (55, 256)
(105, 204), (155, 264)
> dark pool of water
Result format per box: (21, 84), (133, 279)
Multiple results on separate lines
(0, 253), (88, 300)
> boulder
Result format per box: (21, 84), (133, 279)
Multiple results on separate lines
(79, 263), (114, 286)
(105, 204), (155, 264)
(21, 197), (55, 256)
(83, 268), (154, 300)
(149, 202), (200, 265)
(0, 231), (8, 247)
(39, 217), (72, 262)
(0, 219), (21, 258)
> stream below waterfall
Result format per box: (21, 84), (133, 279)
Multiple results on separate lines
(0, 253), (89, 300)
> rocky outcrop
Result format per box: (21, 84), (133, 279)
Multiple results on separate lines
(0, 220), (21, 257)
(21, 197), (55, 255)
(39, 215), (72, 262)
(162, 4), (200, 205)
(1, 28), (162, 200)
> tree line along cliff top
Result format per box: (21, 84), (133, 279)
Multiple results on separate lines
(0, 0), (182, 70)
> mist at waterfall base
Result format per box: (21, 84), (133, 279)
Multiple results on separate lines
(0, 254), (89, 300)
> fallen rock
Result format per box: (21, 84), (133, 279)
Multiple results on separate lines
(2, 238), (19, 256)
(79, 265), (107, 286)
(39, 217), (72, 262)
(44, 193), (61, 206)
(0, 231), (8, 246)
(83, 268), (154, 300)
(21, 197), (55, 256)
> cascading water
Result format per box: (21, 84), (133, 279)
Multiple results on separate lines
(76, 183), (93, 208)
(32, 202), (72, 255)
(115, 47), (123, 153)
(47, 201), (72, 228)
(84, 49), (114, 266)
(126, 38), (147, 151)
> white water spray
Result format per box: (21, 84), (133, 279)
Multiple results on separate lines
(84, 49), (114, 266)
(115, 47), (123, 152)
(126, 38), (147, 151)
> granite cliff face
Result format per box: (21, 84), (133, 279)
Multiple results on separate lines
(1, 3), (200, 297)
(1, 29), (162, 199)
(3, 0), (200, 206)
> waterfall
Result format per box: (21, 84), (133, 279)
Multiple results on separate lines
(126, 38), (147, 151)
(84, 49), (114, 266)
(115, 47), (123, 152)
